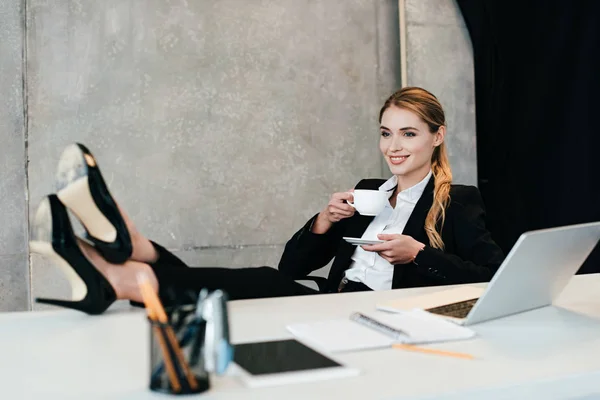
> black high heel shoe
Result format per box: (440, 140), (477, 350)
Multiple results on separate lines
(55, 143), (132, 264)
(31, 195), (117, 315)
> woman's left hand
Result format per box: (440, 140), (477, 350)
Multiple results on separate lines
(361, 234), (425, 264)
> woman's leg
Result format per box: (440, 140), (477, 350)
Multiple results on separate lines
(117, 203), (161, 264)
(85, 246), (318, 304)
(50, 143), (316, 309)
(85, 221), (318, 303)
(77, 239), (158, 304)
(118, 206), (318, 301)
(149, 242), (317, 301)
(153, 265), (318, 301)
(151, 246), (317, 301)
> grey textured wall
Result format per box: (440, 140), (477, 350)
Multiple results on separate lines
(0, 0), (477, 312)
(405, 0), (477, 185)
(0, 0), (29, 312)
(25, 0), (401, 309)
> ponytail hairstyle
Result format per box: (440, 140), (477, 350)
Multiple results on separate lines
(379, 87), (452, 250)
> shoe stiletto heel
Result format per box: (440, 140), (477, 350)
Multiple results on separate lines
(31, 195), (117, 315)
(55, 143), (132, 264)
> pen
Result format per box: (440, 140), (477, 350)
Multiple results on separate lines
(350, 312), (409, 340)
(392, 344), (474, 360)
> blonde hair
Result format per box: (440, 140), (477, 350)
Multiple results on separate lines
(379, 87), (452, 250)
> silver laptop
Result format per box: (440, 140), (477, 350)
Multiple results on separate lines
(425, 221), (600, 326)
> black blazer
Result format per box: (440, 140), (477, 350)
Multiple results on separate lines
(278, 177), (505, 293)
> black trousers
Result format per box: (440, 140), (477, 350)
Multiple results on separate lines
(148, 242), (371, 303)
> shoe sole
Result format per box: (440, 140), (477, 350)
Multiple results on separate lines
(30, 241), (88, 302)
(56, 144), (117, 243)
(30, 198), (88, 301)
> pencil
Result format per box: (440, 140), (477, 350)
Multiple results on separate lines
(139, 281), (182, 392)
(138, 275), (199, 391)
(392, 344), (475, 360)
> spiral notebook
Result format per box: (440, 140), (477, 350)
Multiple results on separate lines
(286, 309), (475, 353)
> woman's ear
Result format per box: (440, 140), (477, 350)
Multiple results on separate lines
(433, 126), (446, 147)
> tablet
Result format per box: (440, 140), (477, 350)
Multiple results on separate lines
(231, 339), (360, 387)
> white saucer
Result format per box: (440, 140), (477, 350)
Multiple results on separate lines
(343, 237), (384, 246)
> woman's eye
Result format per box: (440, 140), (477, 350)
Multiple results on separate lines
(403, 131), (416, 137)
(381, 131), (391, 137)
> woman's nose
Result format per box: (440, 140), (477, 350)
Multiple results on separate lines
(389, 135), (403, 152)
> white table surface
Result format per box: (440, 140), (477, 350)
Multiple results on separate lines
(1, 274), (600, 400)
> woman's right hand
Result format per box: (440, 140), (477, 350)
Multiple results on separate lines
(311, 191), (355, 234)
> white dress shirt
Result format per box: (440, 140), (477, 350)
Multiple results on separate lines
(344, 171), (432, 290)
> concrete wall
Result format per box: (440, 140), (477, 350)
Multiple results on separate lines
(0, 0), (476, 311)
(404, 0), (477, 185)
(24, 0), (402, 309)
(0, 0), (29, 311)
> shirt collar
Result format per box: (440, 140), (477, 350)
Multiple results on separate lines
(379, 170), (433, 204)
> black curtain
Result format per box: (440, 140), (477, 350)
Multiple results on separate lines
(456, 0), (600, 273)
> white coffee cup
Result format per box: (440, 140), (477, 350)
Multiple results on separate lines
(348, 190), (388, 216)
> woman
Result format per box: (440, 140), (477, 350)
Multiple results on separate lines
(31, 87), (504, 314)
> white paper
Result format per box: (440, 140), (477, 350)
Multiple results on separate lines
(371, 309), (476, 344)
(287, 318), (394, 353)
(286, 309), (475, 353)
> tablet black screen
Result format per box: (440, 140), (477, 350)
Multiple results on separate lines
(233, 339), (341, 376)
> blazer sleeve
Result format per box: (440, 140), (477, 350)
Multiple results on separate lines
(412, 186), (504, 284)
(277, 213), (346, 279)
(278, 178), (386, 280)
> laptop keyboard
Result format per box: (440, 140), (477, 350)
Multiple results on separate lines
(425, 298), (479, 319)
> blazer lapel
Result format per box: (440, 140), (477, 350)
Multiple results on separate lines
(389, 176), (435, 289)
(402, 176), (434, 244)
(336, 214), (376, 265)
(325, 213), (375, 292)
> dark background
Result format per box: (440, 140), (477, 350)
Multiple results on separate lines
(457, 0), (600, 273)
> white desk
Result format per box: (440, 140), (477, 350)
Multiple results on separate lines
(1, 274), (600, 400)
